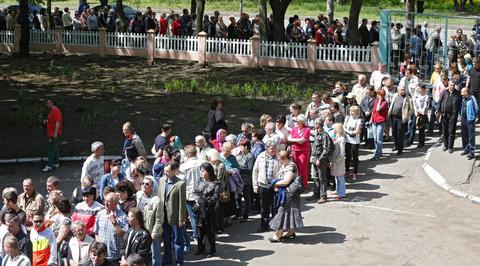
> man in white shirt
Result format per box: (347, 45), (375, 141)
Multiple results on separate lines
(351, 74), (369, 104)
(369, 63), (391, 90)
(81, 141), (105, 187)
(179, 145), (203, 242)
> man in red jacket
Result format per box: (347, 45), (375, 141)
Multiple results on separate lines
(42, 99), (63, 172)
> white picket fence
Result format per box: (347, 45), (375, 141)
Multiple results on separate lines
(260, 41), (308, 60)
(155, 35), (198, 52)
(30, 30), (55, 44)
(0, 30), (14, 45)
(106, 32), (146, 49)
(206, 37), (251, 56)
(62, 31), (99, 46)
(317, 44), (372, 64)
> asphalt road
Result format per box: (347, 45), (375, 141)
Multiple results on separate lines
(1, 135), (479, 265)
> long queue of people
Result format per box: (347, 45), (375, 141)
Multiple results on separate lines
(2, 55), (480, 266)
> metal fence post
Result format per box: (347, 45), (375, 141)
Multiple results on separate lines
(379, 10), (390, 67)
(443, 16), (449, 67)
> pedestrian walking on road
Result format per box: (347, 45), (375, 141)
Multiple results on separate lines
(42, 99), (63, 172)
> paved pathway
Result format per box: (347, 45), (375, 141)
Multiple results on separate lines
(1, 135), (479, 265)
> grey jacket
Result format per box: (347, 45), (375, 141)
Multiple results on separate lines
(311, 130), (333, 163)
(143, 196), (164, 239)
(158, 176), (187, 226)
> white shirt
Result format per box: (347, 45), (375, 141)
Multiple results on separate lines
(399, 76), (419, 98)
(81, 154), (105, 187)
(262, 133), (281, 149)
(275, 127), (289, 151)
(179, 157), (203, 201)
(344, 116), (362, 144)
(351, 83), (368, 104)
(370, 70), (391, 89)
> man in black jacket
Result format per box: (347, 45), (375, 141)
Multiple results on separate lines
(436, 81), (462, 153)
(358, 18), (370, 47)
(4, 213), (32, 261)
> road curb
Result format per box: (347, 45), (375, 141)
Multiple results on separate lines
(423, 145), (480, 204)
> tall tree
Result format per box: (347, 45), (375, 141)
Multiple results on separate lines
(326, 0), (334, 24)
(196, 0), (205, 34)
(18, 0), (29, 56)
(47, 0), (53, 29)
(270, 0), (292, 41)
(191, 0), (197, 16)
(259, 0), (267, 40)
(406, 0), (415, 29)
(117, 0), (127, 32)
(347, 0), (363, 45)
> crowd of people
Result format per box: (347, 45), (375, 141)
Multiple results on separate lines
(2, 54), (477, 266)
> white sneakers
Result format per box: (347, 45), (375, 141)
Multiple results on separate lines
(42, 164), (60, 172)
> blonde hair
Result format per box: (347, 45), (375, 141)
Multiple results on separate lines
(278, 150), (290, 161)
(206, 148), (220, 162)
(349, 106), (360, 116)
(333, 122), (344, 137)
(260, 114), (272, 127)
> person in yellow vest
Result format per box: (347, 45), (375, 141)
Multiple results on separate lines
(30, 213), (57, 266)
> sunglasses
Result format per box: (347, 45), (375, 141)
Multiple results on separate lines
(33, 220), (44, 223)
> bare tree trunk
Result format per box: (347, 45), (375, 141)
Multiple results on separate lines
(47, 0), (53, 29)
(406, 0), (415, 30)
(19, 0), (29, 56)
(117, 0), (126, 32)
(191, 0), (196, 16)
(347, 0), (362, 45)
(461, 0), (468, 9)
(259, 0), (267, 40)
(196, 0), (205, 34)
(454, 0), (460, 10)
(327, 0), (334, 24)
(270, 0), (291, 41)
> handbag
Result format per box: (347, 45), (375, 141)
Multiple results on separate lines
(286, 175), (304, 197)
(416, 114), (428, 129)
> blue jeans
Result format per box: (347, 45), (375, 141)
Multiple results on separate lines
(186, 201), (199, 240)
(335, 176), (346, 197)
(162, 221), (184, 265)
(372, 122), (385, 159)
(461, 121), (476, 156)
(258, 186), (274, 229)
(392, 117), (406, 152)
(151, 237), (162, 266)
(407, 114), (416, 144)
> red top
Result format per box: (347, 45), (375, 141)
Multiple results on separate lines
(160, 17), (167, 35)
(371, 98), (389, 124)
(290, 127), (310, 152)
(171, 20), (182, 36)
(47, 106), (62, 138)
(315, 29), (325, 45)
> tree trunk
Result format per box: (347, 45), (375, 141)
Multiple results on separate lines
(196, 0), (205, 34)
(47, 0), (53, 29)
(19, 0), (29, 56)
(191, 0), (196, 15)
(100, 0), (108, 7)
(461, 0), (467, 9)
(347, 0), (362, 45)
(117, 0), (126, 32)
(270, 0), (291, 41)
(454, 0), (460, 10)
(259, 0), (267, 40)
(327, 0), (334, 24)
(406, 0), (415, 30)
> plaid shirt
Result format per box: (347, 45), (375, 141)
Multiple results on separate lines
(94, 208), (129, 261)
(265, 153), (276, 182)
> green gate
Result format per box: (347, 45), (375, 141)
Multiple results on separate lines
(379, 10), (479, 82)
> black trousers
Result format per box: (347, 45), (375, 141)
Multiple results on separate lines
(198, 217), (216, 255)
(345, 142), (359, 174)
(442, 113), (457, 149)
(392, 117), (406, 152)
